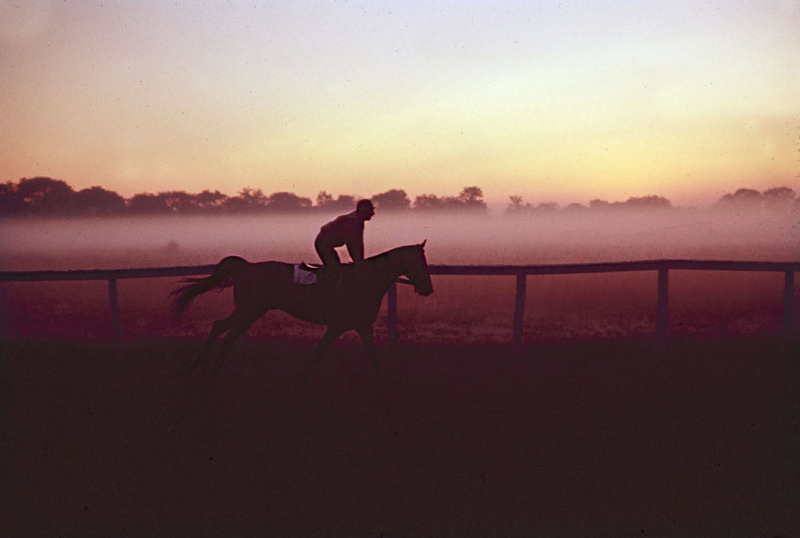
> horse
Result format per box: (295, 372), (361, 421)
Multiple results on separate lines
(171, 242), (433, 378)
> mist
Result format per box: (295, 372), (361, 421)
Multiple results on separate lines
(1, 208), (797, 271)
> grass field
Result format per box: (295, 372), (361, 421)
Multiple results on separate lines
(1, 336), (798, 536)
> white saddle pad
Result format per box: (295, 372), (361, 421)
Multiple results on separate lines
(293, 264), (317, 285)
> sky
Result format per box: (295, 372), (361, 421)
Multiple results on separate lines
(1, 0), (799, 208)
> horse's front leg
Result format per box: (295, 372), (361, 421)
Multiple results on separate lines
(301, 326), (344, 382)
(356, 324), (385, 381)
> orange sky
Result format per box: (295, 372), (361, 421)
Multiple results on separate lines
(1, 0), (798, 208)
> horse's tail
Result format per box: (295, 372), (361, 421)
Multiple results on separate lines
(170, 256), (249, 317)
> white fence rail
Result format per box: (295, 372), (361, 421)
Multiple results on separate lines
(2, 260), (797, 355)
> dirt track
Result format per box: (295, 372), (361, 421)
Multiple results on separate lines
(1, 336), (798, 537)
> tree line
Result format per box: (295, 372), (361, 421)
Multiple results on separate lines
(504, 186), (798, 215)
(0, 177), (796, 217)
(0, 177), (487, 217)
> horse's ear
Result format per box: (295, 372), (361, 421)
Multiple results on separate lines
(420, 239), (427, 249)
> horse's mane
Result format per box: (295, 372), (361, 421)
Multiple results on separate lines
(365, 244), (421, 264)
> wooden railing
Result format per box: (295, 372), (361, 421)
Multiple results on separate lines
(1, 260), (797, 355)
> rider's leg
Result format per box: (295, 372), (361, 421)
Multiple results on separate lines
(314, 239), (341, 289)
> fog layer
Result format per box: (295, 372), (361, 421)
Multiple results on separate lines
(1, 209), (797, 271)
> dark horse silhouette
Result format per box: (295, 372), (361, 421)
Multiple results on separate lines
(171, 242), (433, 377)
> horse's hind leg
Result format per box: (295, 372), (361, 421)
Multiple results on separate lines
(301, 326), (344, 382)
(189, 315), (233, 371)
(213, 308), (266, 372)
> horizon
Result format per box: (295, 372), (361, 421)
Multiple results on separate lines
(1, 1), (799, 208)
(2, 175), (798, 215)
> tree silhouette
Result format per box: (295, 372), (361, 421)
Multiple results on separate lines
(316, 191), (334, 207)
(717, 188), (762, 209)
(589, 199), (611, 210)
(316, 191), (357, 212)
(507, 196), (568, 215)
(16, 177), (76, 215)
(127, 193), (171, 214)
(508, 195), (525, 208)
(334, 194), (357, 210)
(74, 186), (126, 216)
(225, 187), (269, 213)
(0, 181), (23, 215)
(563, 203), (587, 213)
(762, 186), (795, 212)
(268, 191), (313, 212)
(372, 189), (410, 211)
(457, 186), (487, 210)
(195, 189), (229, 212)
(414, 187), (488, 211)
(413, 194), (443, 210)
(505, 195), (533, 215)
(159, 191), (199, 213)
(622, 195), (671, 210)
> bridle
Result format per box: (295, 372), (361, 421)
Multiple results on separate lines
(395, 244), (430, 291)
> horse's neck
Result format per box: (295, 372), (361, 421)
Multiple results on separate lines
(366, 253), (404, 294)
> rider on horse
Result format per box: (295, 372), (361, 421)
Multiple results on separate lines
(314, 199), (375, 289)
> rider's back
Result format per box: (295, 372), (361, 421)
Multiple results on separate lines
(317, 211), (363, 247)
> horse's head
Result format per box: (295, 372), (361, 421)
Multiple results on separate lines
(402, 240), (434, 297)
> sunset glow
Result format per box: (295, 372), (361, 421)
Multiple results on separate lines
(2, 0), (798, 207)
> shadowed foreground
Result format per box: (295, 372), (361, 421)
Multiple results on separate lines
(1, 336), (798, 536)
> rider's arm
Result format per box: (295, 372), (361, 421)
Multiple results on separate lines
(346, 232), (365, 266)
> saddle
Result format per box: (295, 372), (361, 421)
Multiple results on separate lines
(293, 262), (321, 285)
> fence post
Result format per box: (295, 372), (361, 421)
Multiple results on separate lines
(784, 271), (795, 337)
(656, 266), (669, 352)
(388, 281), (398, 346)
(512, 274), (527, 356)
(108, 278), (122, 356)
